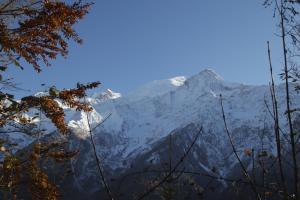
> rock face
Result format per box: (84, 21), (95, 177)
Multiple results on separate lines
(6, 69), (300, 199)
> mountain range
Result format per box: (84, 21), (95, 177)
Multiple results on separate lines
(5, 69), (300, 199)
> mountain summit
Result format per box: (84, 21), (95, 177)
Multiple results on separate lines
(66, 68), (297, 167)
(6, 69), (300, 199)
(193, 68), (223, 81)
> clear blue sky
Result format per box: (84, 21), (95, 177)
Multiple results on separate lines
(7, 0), (283, 96)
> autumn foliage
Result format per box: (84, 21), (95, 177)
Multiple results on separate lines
(0, 0), (97, 199)
(0, 0), (92, 72)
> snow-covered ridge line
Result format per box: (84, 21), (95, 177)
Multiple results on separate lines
(4, 69), (300, 173)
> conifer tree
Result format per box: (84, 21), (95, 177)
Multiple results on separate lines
(0, 1), (98, 199)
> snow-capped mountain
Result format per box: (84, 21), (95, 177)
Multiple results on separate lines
(68, 69), (293, 164)
(5, 69), (300, 199)
(44, 69), (298, 198)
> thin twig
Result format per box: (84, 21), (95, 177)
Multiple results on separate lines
(278, 0), (298, 197)
(220, 94), (262, 200)
(135, 126), (203, 200)
(84, 100), (114, 200)
(267, 41), (288, 199)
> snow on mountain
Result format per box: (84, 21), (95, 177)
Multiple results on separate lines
(124, 76), (186, 101)
(62, 68), (299, 176)
(88, 89), (121, 104)
(4, 69), (300, 184)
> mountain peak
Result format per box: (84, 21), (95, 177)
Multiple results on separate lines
(90, 89), (121, 104)
(168, 76), (186, 86)
(105, 89), (122, 99)
(184, 69), (223, 89)
(197, 69), (223, 81)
